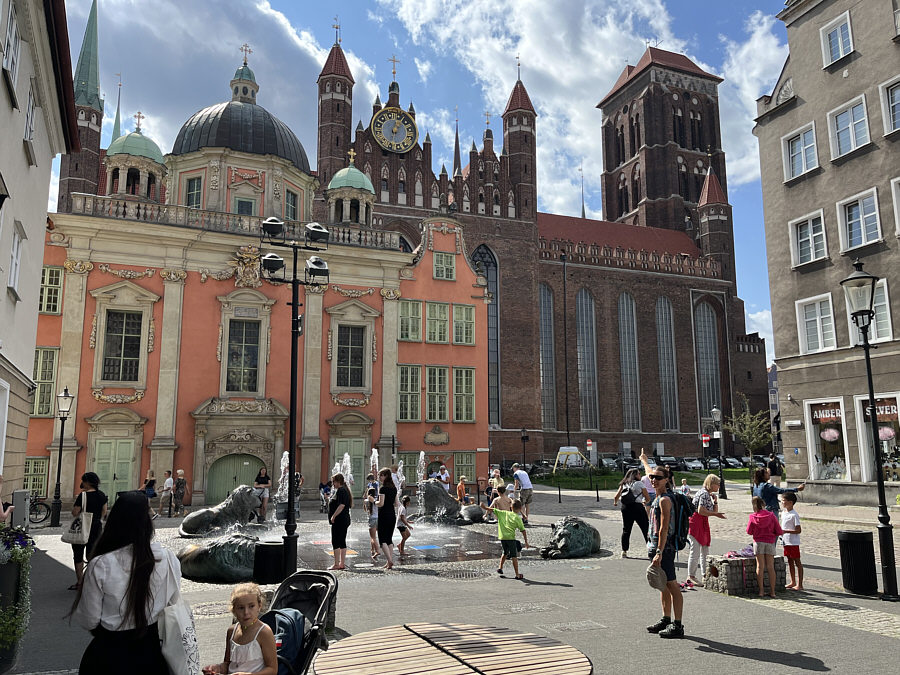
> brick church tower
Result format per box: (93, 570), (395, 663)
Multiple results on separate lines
(314, 39), (354, 219)
(58, 0), (103, 213)
(502, 78), (537, 221)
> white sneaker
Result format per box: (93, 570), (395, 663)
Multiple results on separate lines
(620, 551), (628, 559)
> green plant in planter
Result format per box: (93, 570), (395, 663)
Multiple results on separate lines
(0, 526), (35, 651)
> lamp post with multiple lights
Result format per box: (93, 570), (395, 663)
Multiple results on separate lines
(840, 260), (898, 601)
(50, 387), (74, 527)
(259, 217), (330, 578)
(711, 405), (727, 499)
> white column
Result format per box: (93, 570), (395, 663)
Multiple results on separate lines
(300, 288), (325, 481)
(378, 292), (400, 451)
(341, 199), (351, 222)
(139, 170), (149, 198)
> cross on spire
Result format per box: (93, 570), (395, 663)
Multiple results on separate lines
(240, 43), (252, 66)
(115, 72), (122, 88)
(332, 16), (341, 44)
(516, 53), (521, 80)
(347, 148), (357, 165)
(133, 110), (145, 132)
(388, 54), (400, 81)
(484, 110), (492, 126)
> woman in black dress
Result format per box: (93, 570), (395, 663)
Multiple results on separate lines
(253, 467), (271, 523)
(374, 468), (398, 569)
(70, 472), (108, 590)
(327, 473), (352, 570)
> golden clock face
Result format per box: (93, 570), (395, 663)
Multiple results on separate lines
(370, 107), (418, 153)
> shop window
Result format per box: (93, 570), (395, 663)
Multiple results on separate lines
(807, 401), (848, 480)
(858, 396), (899, 482)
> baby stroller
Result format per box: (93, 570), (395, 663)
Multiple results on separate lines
(261, 570), (338, 675)
(318, 485), (331, 513)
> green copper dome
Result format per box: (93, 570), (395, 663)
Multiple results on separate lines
(233, 64), (256, 83)
(106, 130), (165, 165)
(328, 165), (374, 193)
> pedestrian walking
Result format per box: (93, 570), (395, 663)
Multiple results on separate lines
(684, 474), (726, 587)
(69, 472), (108, 591)
(202, 582), (277, 675)
(780, 492), (804, 590)
(327, 473), (352, 570)
(767, 454), (784, 486)
(511, 463), (533, 524)
(480, 499), (530, 579)
(158, 470), (173, 516)
(747, 496), (783, 598)
(752, 467), (804, 515)
(612, 468), (649, 559)
(375, 468), (398, 569)
(141, 470), (158, 519)
(173, 469), (188, 516)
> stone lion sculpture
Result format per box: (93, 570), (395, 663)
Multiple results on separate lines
(179, 485), (261, 537)
(420, 479), (461, 520)
(540, 516), (602, 559)
(177, 533), (257, 583)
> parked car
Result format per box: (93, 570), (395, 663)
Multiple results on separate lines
(683, 457), (704, 471)
(658, 455), (687, 472)
(724, 457), (743, 468)
(600, 457), (618, 471)
(739, 456), (753, 467)
(706, 457), (721, 469)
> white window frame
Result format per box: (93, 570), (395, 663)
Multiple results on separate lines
(2, 1), (20, 87)
(452, 304), (475, 345)
(845, 279), (892, 345)
(24, 85), (36, 141)
(398, 299), (422, 341)
(836, 187), (881, 252)
(433, 252), (456, 280)
(788, 209), (828, 267)
(892, 177), (900, 237)
(326, 299), (380, 396)
(184, 176), (202, 209)
(795, 292), (837, 355)
(819, 11), (854, 67)
(781, 122), (818, 181)
(804, 397), (850, 482)
(398, 364), (421, 422)
(827, 95), (870, 160)
(7, 220), (24, 297)
(878, 75), (900, 136)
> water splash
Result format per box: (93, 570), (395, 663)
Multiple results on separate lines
(341, 452), (354, 486)
(369, 447), (379, 477)
(396, 459), (404, 485)
(331, 462), (341, 480)
(416, 451), (426, 484)
(416, 450), (427, 517)
(275, 450), (290, 504)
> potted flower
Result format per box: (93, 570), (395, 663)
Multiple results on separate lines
(0, 526), (35, 673)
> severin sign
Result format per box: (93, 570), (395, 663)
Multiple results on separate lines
(862, 397), (899, 422)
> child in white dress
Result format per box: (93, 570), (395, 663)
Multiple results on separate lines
(203, 582), (277, 675)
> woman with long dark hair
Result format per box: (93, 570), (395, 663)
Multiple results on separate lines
(752, 467), (804, 515)
(253, 467), (271, 523)
(374, 468), (398, 570)
(70, 472), (108, 590)
(613, 468), (650, 558)
(328, 473), (352, 570)
(72, 491), (180, 674)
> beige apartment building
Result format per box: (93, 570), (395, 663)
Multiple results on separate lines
(754, 0), (900, 504)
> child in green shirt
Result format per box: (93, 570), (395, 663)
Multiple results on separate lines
(481, 498), (530, 579)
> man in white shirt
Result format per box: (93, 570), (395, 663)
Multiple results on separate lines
(438, 465), (451, 492)
(159, 470), (174, 516)
(511, 463), (534, 524)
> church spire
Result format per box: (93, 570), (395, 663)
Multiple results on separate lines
(698, 165), (727, 206)
(111, 75), (122, 141)
(453, 109), (461, 177)
(73, 0), (103, 111)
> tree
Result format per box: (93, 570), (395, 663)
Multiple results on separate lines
(724, 393), (773, 456)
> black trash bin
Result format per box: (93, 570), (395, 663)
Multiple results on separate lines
(837, 530), (877, 595)
(253, 541), (286, 585)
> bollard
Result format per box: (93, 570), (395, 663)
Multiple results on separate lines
(11, 490), (29, 531)
(253, 541), (286, 585)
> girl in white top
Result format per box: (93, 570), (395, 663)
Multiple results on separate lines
(203, 582), (277, 675)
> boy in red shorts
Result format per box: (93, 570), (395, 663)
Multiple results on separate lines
(780, 492), (803, 590)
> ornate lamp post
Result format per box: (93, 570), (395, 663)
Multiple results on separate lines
(50, 387), (74, 527)
(840, 260), (898, 601)
(260, 217), (329, 578)
(711, 405), (727, 499)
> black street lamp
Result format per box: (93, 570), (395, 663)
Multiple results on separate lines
(520, 428), (528, 469)
(711, 405), (727, 499)
(260, 217), (329, 578)
(840, 259), (899, 601)
(50, 387), (74, 527)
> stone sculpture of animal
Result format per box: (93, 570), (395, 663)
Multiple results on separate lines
(420, 478), (461, 520)
(177, 533), (257, 583)
(540, 516), (602, 559)
(179, 485), (260, 537)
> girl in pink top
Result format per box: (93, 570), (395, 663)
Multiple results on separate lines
(746, 496), (784, 597)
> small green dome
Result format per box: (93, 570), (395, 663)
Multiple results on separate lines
(106, 130), (165, 164)
(233, 64), (256, 83)
(328, 165), (374, 194)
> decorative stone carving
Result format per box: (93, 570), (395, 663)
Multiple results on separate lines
(229, 245), (263, 288)
(200, 268), (235, 283)
(272, 168), (282, 201)
(331, 394), (370, 407)
(48, 231), (69, 246)
(331, 285), (374, 298)
(372, 332), (377, 363)
(424, 425), (450, 445)
(205, 398), (279, 414)
(380, 288), (401, 300)
(209, 162), (220, 190)
(148, 316), (155, 353)
(306, 284), (326, 294)
(91, 389), (146, 404)
(89, 314), (97, 349)
(97, 264), (155, 279)
(228, 429), (252, 441)
(775, 78), (794, 106)
(216, 324), (223, 362)
(399, 268), (414, 280)
(64, 259), (94, 274)
(160, 269), (187, 282)
(327, 329), (333, 361)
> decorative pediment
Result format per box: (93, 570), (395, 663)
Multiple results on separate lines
(326, 409), (375, 430)
(208, 428), (271, 445)
(89, 279), (160, 305)
(325, 298), (382, 321)
(85, 407), (148, 433)
(191, 397), (289, 420)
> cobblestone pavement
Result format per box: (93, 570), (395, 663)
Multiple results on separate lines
(740, 593), (900, 639)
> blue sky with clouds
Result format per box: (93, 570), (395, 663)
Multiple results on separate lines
(57, 0), (791, 362)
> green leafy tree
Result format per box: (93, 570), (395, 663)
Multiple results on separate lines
(724, 393), (773, 455)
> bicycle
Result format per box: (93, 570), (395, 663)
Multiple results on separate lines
(29, 492), (51, 524)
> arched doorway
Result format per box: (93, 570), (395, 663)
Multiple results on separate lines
(207, 453), (265, 505)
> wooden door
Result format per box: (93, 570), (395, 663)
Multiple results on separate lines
(206, 453), (265, 505)
(334, 438), (367, 490)
(93, 439), (134, 503)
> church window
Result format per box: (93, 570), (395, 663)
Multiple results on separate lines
(398, 180), (405, 193)
(415, 173), (423, 195)
(690, 111), (703, 150)
(694, 301), (721, 421)
(185, 177), (202, 209)
(656, 297), (679, 431)
(226, 320), (260, 393)
(478, 162), (484, 180)
(493, 191), (500, 206)
(615, 127), (625, 165)
(672, 108), (686, 147)
(3, 1), (21, 85)
(632, 165), (641, 204)
(693, 165), (705, 201)
(678, 162), (689, 201)
(576, 288), (599, 430)
(617, 174), (629, 217)
(242, 86), (248, 95)
(618, 292), (641, 431)
(285, 190), (298, 221)
(478, 190), (485, 203)
(471, 246), (500, 425)
(381, 178), (388, 192)
(539, 284), (557, 430)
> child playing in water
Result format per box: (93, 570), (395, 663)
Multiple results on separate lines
(397, 495), (414, 554)
(364, 487), (379, 560)
(480, 498), (530, 579)
(203, 582), (277, 675)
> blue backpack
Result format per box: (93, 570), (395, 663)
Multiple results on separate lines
(261, 608), (306, 675)
(669, 490), (695, 551)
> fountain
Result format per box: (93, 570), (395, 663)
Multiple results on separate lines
(369, 448), (379, 478)
(331, 461), (341, 480)
(416, 451), (426, 516)
(341, 452), (354, 487)
(275, 450), (290, 505)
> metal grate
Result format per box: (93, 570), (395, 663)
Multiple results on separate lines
(438, 569), (491, 581)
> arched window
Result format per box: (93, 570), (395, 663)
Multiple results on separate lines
(325, 82), (331, 93)
(398, 180), (406, 193)
(472, 245), (500, 426)
(690, 110), (703, 150)
(618, 292), (640, 430)
(694, 301), (721, 421)
(539, 283), (557, 430)
(336, 81), (341, 92)
(493, 190), (500, 206)
(672, 107), (685, 147)
(576, 289), (599, 430)
(677, 158), (689, 200)
(618, 174), (629, 217)
(478, 190), (485, 203)
(693, 161), (705, 201)
(656, 297), (678, 430)
(478, 161), (484, 181)
(615, 127), (625, 165)
(632, 164), (642, 204)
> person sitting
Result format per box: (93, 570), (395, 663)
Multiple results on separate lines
(456, 476), (470, 504)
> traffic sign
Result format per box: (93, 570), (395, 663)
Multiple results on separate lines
(701, 433), (710, 447)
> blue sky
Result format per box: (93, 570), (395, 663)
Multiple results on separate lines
(57, 0), (791, 363)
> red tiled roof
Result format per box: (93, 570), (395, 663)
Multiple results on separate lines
(503, 79), (535, 115)
(319, 43), (354, 84)
(537, 212), (701, 257)
(598, 47), (722, 108)
(698, 168), (727, 206)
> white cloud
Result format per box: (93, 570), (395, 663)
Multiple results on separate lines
(746, 309), (775, 365)
(414, 57), (432, 83)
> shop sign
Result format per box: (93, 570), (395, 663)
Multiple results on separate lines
(861, 397), (899, 422)
(810, 402), (842, 424)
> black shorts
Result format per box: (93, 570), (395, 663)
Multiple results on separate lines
(501, 539), (519, 559)
(660, 546), (677, 582)
(397, 525), (408, 533)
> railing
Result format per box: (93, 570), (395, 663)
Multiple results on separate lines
(67, 193), (402, 251)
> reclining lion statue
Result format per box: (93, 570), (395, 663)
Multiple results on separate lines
(179, 485), (261, 537)
(178, 533), (257, 583)
(540, 516), (602, 559)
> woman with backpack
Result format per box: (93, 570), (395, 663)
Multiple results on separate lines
(613, 469), (650, 558)
(684, 474), (726, 588)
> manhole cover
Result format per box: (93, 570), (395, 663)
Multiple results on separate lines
(438, 569), (491, 581)
(540, 620), (606, 632)
(492, 602), (564, 614)
(190, 601), (231, 618)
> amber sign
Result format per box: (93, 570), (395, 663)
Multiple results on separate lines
(810, 402), (842, 424)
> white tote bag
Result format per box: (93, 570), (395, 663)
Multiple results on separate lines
(158, 557), (201, 675)
(61, 494), (92, 545)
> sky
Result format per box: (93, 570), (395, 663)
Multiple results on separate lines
(56, 0), (792, 364)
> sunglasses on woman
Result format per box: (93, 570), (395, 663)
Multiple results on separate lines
(649, 474), (666, 481)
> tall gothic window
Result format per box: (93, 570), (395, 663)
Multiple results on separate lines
(672, 108), (686, 146)
(472, 246), (500, 425)
(576, 289), (599, 430)
(618, 174), (629, 217)
(656, 297), (679, 430)
(690, 110), (704, 150)
(678, 161), (689, 200)
(539, 283), (557, 430)
(618, 292), (641, 430)
(694, 301), (722, 420)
